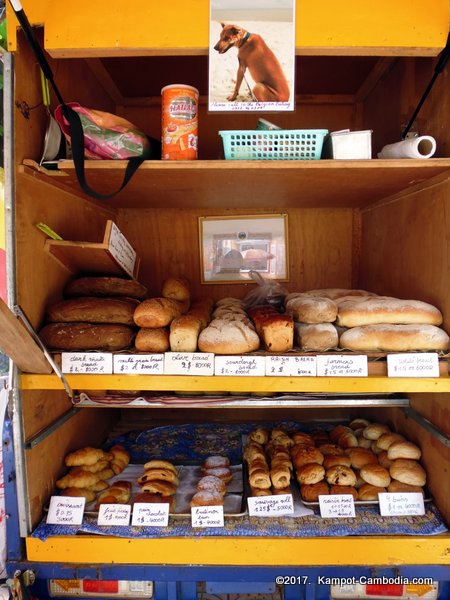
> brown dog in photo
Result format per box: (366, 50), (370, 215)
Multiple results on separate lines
(214, 22), (290, 103)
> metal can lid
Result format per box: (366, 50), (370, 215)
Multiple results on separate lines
(161, 84), (199, 96)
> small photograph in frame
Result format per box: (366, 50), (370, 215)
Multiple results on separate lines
(209, 0), (296, 112)
(199, 214), (289, 284)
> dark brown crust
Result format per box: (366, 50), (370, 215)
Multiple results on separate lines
(39, 322), (135, 351)
(65, 277), (147, 300)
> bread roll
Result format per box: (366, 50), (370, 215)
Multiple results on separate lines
(387, 480), (425, 495)
(287, 296), (338, 324)
(198, 319), (260, 354)
(330, 425), (353, 443)
(260, 314), (294, 352)
(46, 297), (138, 325)
(349, 418), (370, 430)
(378, 451), (393, 470)
(376, 432), (406, 451)
(291, 432), (314, 446)
(162, 277), (190, 303)
(135, 327), (170, 352)
(249, 469), (271, 489)
(65, 447), (113, 467)
(359, 464), (391, 488)
(138, 469), (179, 486)
(358, 483), (386, 501)
(387, 441), (422, 461)
(141, 480), (178, 495)
(39, 322), (135, 351)
(363, 423), (390, 440)
(337, 430), (358, 448)
(203, 467), (233, 484)
(323, 454), (352, 469)
(169, 315), (202, 352)
(203, 456), (230, 470)
(196, 475), (227, 496)
(134, 298), (182, 328)
(64, 277), (147, 300)
(243, 442), (265, 463)
(318, 444), (344, 456)
(250, 487), (272, 497)
(389, 459), (426, 486)
(329, 485), (358, 500)
(347, 448), (378, 470)
(340, 324), (449, 352)
(271, 465), (292, 489)
(337, 296), (443, 327)
(249, 428), (270, 445)
(300, 481), (329, 501)
(296, 463), (325, 485)
(295, 322), (338, 351)
(291, 446), (324, 469)
(325, 465), (356, 487)
(143, 460), (177, 473)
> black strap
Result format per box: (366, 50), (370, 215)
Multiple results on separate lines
(63, 104), (157, 200)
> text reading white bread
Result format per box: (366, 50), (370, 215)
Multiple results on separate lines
(337, 296), (443, 327)
(340, 324), (449, 352)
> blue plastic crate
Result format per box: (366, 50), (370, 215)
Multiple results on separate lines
(219, 129), (328, 160)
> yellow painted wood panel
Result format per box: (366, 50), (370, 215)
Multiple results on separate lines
(25, 535), (450, 565)
(6, 1), (449, 56)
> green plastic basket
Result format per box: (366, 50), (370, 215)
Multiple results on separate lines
(219, 129), (328, 160)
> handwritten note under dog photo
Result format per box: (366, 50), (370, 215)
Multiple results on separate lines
(209, 0), (296, 112)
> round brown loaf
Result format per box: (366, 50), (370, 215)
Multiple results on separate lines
(337, 296), (443, 327)
(389, 459), (426, 486)
(330, 425), (353, 443)
(135, 327), (170, 352)
(387, 441), (422, 461)
(190, 491), (224, 507)
(296, 463), (325, 485)
(292, 447), (324, 469)
(359, 464), (391, 487)
(286, 296), (338, 324)
(295, 322), (338, 351)
(162, 277), (190, 303)
(318, 443), (344, 456)
(64, 277), (147, 300)
(134, 298), (182, 328)
(340, 324), (449, 352)
(337, 431), (358, 448)
(358, 483), (386, 501)
(40, 322), (135, 351)
(46, 297), (139, 325)
(198, 318), (260, 354)
(300, 481), (329, 501)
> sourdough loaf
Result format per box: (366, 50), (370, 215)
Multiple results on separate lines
(198, 318), (260, 354)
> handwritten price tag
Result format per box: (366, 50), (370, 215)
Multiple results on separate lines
(97, 504), (131, 526)
(191, 506), (224, 528)
(164, 353), (214, 376)
(47, 496), (85, 525)
(319, 494), (356, 518)
(61, 353), (113, 374)
(247, 494), (294, 517)
(387, 353), (439, 378)
(378, 492), (425, 516)
(108, 221), (137, 277)
(214, 356), (266, 376)
(266, 355), (316, 376)
(131, 503), (170, 527)
(316, 354), (368, 377)
(113, 354), (164, 374)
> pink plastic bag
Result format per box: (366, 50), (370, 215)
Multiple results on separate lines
(54, 102), (150, 160)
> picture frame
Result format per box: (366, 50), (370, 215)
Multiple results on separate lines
(199, 214), (289, 284)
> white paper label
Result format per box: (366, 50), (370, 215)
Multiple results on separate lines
(97, 503), (131, 526)
(47, 496), (85, 525)
(387, 353), (439, 378)
(131, 503), (170, 527)
(316, 354), (368, 377)
(191, 506), (224, 528)
(378, 492), (425, 516)
(61, 353), (113, 374)
(266, 355), (317, 376)
(319, 494), (356, 518)
(247, 494), (294, 517)
(164, 352), (214, 376)
(113, 354), (164, 374)
(108, 222), (137, 277)
(214, 356), (266, 376)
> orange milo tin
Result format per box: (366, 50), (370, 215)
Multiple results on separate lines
(161, 84), (199, 160)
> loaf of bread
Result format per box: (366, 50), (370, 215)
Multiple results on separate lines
(198, 318), (260, 354)
(64, 277), (147, 300)
(295, 323), (338, 351)
(169, 315), (203, 352)
(161, 277), (190, 303)
(286, 296), (338, 324)
(337, 296), (443, 327)
(340, 323), (449, 352)
(46, 297), (139, 325)
(387, 441), (422, 461)
(389, 459), (427, 486)
(39, 322), (135, 351)
(359, 464), (391, 488)
(135, 327), (170, 352)
(134, 298), (182, 328)
(260, 314), (294, 352)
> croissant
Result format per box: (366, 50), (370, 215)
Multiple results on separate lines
(109, 444), (131, 475)
(56, 468), (100, 489)
(248, 428), (269, 445)
(80, 460), (110, 474)
(65, 447), (113, 467)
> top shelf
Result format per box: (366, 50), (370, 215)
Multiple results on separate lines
(25, 159), (450, 209)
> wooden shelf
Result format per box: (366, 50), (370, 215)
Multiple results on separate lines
(20, 374), (450, 394)
(24, 159), (450, 209)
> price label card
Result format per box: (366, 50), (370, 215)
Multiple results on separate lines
(131, 503), (170, 527)
(247, 494), (294, 517)
(266, 355), (317, 377)
(387, 353), (439, 378)
(114, 354), (164, 374)
(191, 506), (224, 528)
(108, 221), (137, 277)
(97, 504), (131, 526)
(164, 352), (214, 376)
(214, 356), (266, 376)
(319, 494), (356, 518)
(316, 354), (368, 377)
(47, 496), (85, 525)
(61, 352), (113, 374)
(378, 492), (425, 516)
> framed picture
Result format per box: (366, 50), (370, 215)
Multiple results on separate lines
(209, 0), (296, 112)
(199, 214), (289, 284)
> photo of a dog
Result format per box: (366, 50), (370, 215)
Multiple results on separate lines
(209, 0), (295, 111)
